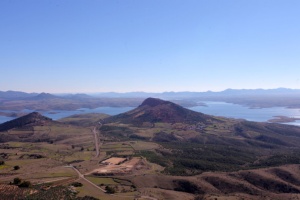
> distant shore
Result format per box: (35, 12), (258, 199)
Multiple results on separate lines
(268, 116), (300, 123)
(0, 111), (28, 118)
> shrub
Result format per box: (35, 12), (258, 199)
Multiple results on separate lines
(19, 181), (32, 188)
(14, 165), (20, 170)
(70, 182), (83, 187)
(105, 185), (115, 194)
(13, 177), (22, 185)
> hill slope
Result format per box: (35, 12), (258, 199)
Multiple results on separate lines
(105, 97), (217, 125)
(0, 112), (52, 132)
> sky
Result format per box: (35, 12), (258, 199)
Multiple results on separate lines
(1, 0), (300, 93)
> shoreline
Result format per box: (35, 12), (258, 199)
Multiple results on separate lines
(268, 116), (300, 123)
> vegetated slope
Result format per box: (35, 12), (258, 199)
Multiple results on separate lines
(0, 112), (52, 132)
(104, 97), (217, 125)
(0, 112), (94, 146)
(130, 164), (300, 199)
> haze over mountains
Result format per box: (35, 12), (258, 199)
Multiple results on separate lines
(1, 88), (300, 111)
(2, 88), (300, 99)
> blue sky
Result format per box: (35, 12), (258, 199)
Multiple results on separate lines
(1, 0), (300, 93)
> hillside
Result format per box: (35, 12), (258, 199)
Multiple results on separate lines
(0, 112), (52, 132)
(0, 112), (97, 145)
(105, 97), (217, 125)
(130, 164), (300, 200)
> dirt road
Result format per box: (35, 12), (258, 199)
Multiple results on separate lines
(66, 165), (106, 192)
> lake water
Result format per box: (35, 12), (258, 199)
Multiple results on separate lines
(0, 107), (134, 124)
(190, 102), (300, 126)
(1, 102), (300, 126)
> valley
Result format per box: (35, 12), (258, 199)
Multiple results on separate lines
(1, 98), (300, 199)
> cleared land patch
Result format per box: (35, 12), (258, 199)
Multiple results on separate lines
(91, 157), (145, 175)
(102, 157), (127, 165)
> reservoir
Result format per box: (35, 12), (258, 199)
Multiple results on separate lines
(190, 101), (300, 126)
(0, 102), (300, 126)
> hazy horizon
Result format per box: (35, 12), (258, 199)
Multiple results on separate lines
(1, 1), (300, 93)
(2, 87), (300, 95)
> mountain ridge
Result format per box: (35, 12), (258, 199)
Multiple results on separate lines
(2, 88), (300, 99)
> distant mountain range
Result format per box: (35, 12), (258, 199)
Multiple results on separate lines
(1, 88), (300, 100)
(0, 91), (38, 99)
(90, 88), (300, 98)
(1, 88), (300, 110)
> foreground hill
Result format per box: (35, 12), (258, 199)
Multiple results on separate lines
(130, 164), (300, 200)
(105, 97), (217, 125)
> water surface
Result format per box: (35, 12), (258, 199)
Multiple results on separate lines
(190, 101), (300, 125)
(0, 107), (134, 123)
(1, 102), (300, 126)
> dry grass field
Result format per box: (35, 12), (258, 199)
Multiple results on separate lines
(102, 157), (127, 165)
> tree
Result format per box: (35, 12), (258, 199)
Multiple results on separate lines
(70, 182), (83, 187)
(13, 177), (21, 185)
(19, 181), (32, 188)
(0, 160), (4, 165)
(105, 185), (115, 194)
(14, 165), (20, 170)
